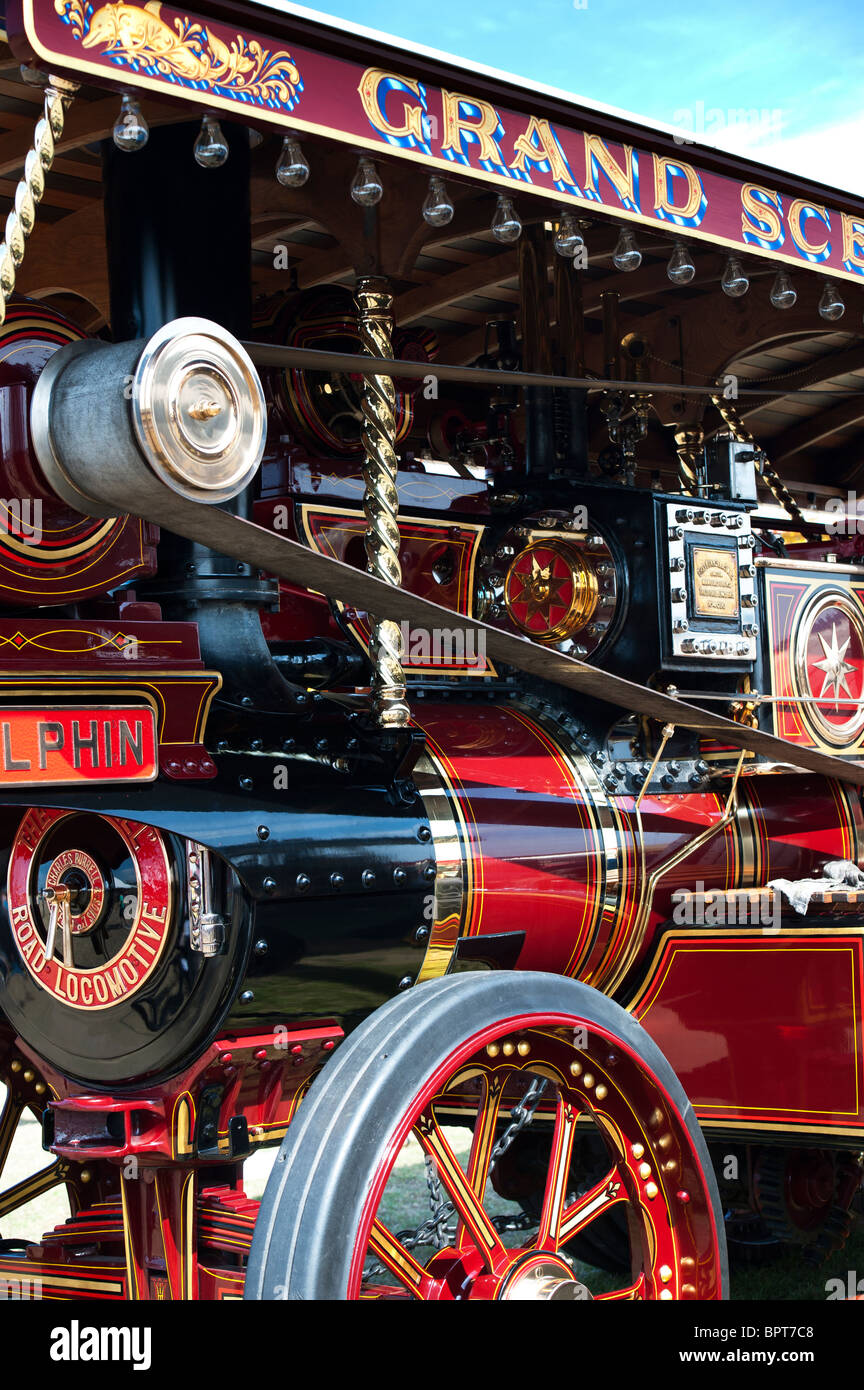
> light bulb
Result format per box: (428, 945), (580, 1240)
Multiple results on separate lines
(351, 156), (383, 206)
(112, 94), (148, 152)
(770, 270), (797, 310)
(422, 175), (454, 227)
(721, 255), (749, 297)
(276, 135), (309, 188)
(612, 227), (641, 272)
(194, 115), (228, 169)
(554, 210), (584, 257)
(667, 240), (695, 284)
(818, 280), (845, 321)
(491, 193), (521, 243)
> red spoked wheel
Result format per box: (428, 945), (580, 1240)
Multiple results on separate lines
(246, 974), (727, 1301)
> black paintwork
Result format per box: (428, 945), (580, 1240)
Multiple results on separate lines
(102, 121), (251, 342)
(0, 755), (431, 1087)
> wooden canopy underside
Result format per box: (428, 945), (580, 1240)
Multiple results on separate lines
(0, 47), (861, 496)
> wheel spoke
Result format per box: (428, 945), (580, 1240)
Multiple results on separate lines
(557, 1165), (627, 1246)
(414, 1109), (505, 1260)
(0, 1093), (25, 1182)
(595, 1272), (646, 1301)
(0, 1160), (66, 1219)
(534, 1097), (579, 1250)
(457, 1072), (507, 1250)
(359, 1282), (414, 1300)
(367, 1219), (429, 1299)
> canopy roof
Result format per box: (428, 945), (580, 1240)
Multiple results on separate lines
(0, 0), (859, 490)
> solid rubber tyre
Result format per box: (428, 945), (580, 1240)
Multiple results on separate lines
(245, 971), (728, 1301)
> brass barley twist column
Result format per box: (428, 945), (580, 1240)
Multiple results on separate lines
(355, 276), (409, 728)
(0, 75), (79, 326)
(710, 393), (804, 525)
(674, 427), (704, 495)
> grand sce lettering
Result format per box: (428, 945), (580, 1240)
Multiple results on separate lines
(358, 69), (864, 276)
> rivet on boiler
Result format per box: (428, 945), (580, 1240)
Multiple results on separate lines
(638, 1162), (652, 1179)
(502, 1040), (515, 1056)
(570, 1059), (583, 1076)
(645, 1181), (659, 1198)
(517, 1041), (531, 1056)
(486, 1043), (500, 1057)
(631, 1142), (644, 1159)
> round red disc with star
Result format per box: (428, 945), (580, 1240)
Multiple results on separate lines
(503, 541), (598, 643)
(795, 591), (864, 747)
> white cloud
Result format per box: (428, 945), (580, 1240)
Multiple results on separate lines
(710, 112), (864, 198)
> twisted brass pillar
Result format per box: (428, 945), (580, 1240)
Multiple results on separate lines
(674, 427), (704, 495)
(0, 75), (78, 326)
(709, 394), (804, 525)
(355, 276), (409, 727)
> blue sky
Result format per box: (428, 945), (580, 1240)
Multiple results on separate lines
(293, 0), (864, 194)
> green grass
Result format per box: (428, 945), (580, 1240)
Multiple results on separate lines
(5, 1092), (860, 1300)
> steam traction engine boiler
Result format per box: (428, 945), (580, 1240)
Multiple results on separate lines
(0, 0), (862, 1303)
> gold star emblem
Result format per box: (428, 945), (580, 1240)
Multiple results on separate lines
(510, 551), (568, 627)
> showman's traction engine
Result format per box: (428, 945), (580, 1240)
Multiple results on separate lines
(0, 0), (863, 1303)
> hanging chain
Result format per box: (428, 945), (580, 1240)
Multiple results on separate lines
(642, 351), (806, 519)
(488, 1077), (549, 1168)
(363, 1079), (551, 1278)
(0, 74), (79, 325)
(354, 276), (409, 728)
(709, 393), (805, 525)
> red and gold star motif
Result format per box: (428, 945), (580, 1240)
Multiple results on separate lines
(504, 541), (597, 643)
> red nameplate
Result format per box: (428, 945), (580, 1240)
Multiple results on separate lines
(0, 707), (158, 786)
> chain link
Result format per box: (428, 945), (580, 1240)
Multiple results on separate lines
(362, 1079), (550, 1280)
(488, 1077), (549, 1168)
(648, 351), (821, 391)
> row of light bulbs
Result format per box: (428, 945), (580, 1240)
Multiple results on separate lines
(610, 225), (846, 320)
(112, 95), (851, 323)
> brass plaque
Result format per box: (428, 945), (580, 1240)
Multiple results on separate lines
(691, 547), (740, 619)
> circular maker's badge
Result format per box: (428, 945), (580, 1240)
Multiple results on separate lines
(795, 590), (864, 747)
(7, 809), (173, 1011)
(504, 541), (597, 643)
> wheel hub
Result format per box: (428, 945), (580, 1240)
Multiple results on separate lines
(44, 849), (106, 936)
(498, 1253), (593, 1301)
